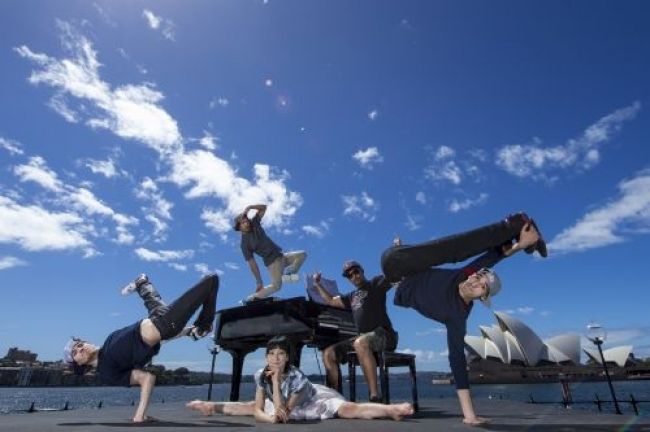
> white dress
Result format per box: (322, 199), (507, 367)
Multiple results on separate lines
(264, 384), (346, 420)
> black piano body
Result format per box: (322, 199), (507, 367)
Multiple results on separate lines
(213, 297), (356, 401)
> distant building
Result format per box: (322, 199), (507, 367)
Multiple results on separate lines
(4, 347), (38, 364)
(464, 311), (634, 367)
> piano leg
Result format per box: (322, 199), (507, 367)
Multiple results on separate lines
(228, 350), (245, 401)
(290, 343), (304, 369)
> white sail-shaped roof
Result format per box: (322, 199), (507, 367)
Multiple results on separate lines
(495, 311), (546, 365)
(544, 334), (580, 364)
(479, 325), (508, 362)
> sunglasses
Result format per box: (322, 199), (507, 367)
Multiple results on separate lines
(345, 267), (362, 279)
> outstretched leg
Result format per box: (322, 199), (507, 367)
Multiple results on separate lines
(381, 213), (532, 281)
(151, 274), (219, 341)
(337, 401), (414, 421)
(186, 400), (254, 416)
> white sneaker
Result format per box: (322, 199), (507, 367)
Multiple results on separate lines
(120, 274), (149, 296)
(282, 273), (300, 283)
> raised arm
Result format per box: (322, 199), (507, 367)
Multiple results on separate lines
(130, 369), (156, 423)
(313, 272), (345, 309)
(243, 204), (267, 220)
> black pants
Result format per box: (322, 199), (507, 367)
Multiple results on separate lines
(138, 274), (219, 341)
(381, 213), (529, 282)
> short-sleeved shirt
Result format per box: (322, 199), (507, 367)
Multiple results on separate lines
(255, 365), (315, 408)
(341, 275), (395, 335)
(240, 214), (283, 267)
(96, 321), (160, 387)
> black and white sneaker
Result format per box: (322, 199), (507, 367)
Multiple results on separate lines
(120, 273), (149, 296)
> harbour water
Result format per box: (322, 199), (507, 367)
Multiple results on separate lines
(2, 379), (648, 416)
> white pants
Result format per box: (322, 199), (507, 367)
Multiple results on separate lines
(256, 250), (307, 298)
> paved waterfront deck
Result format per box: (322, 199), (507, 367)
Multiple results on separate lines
(3, 398), (650, 432)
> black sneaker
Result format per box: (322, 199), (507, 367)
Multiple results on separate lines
(524, 219), (548, 258)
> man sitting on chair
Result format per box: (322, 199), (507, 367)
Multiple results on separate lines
(313, 263), (397, 403)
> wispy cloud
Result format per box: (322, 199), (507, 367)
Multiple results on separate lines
(367, 109), (379, 121)
(209, 97), (230, 109)
(83, 154), (124, 178)
(194, 262), (223, 276)
(0, 196), (92, 253)
(503, 306), (535, 315)
(549, 169), (650, 254)
(424, 145), (482, 185)
(224, 262), (240, 270)
(342, 192), (378, 222)
(15, 20), (182, 155)
(0, 137), (24, 156)
(142, 9), (176, 41)
(352, 147), (383, 170)
(0, 256), (28, 270)
(398, 348), (448, 363)
(134, 177), (173, 242)
(302, 220), (330, 238)
(14, 156), (138, 246)
(17, 22), (303, 236)
(448, 193), (488, 213)
(496, 102), (641, 181)
(135, 247), (193, 262)
(415, 191), (426, 205)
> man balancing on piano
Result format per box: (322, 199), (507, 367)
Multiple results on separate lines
(381, 212), (547, 426)
(62, 273), (218, 423)
(233, 203), (307, 303)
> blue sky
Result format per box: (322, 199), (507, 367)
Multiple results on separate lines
(1, 1), (649, 375)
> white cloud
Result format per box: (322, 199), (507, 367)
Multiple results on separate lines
(342, 192), (378, 222)
(352, 147), (383, 170)
(549, 169), (650, 254)
(0, 256), (28, 270)
(302, 220), (330, 238)
(424, 146), (485, 186)
(367, 109), (379, 120)
(48, 93), (78, 122)
(13, 153), (138, 249)
(415, 327), (447, 337)
(168, 263), (187, 271)
(398, 348), (447, 363)
(170, 151), (302, 233)
(404, 214), (421, 231)
(194, 262), (223, 276)
(15, 21), (182, 154)
(134, 177), (173, 241)
(415, 191), (426, 205)
(17, 23), (301, 238)
(448, 193), (488, 213)
(135, 247), (194, 262)
(224, 262), (240, 270)
(209, 97), (229, 109)
(142, 9), (176, 41)
(14, 156), (63, 192)
(496, 102), (641, 180)
(0, 196), (92, 252)
(85, 157), (121, 178)
(435, 145), (455, 160)
(0, 137), (24, 156)
(198, 131), (218, 150)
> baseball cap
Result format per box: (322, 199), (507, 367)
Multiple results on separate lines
(63, 337), (82, 364)
(478, 268), (501, 307)
(341, 260), (363, 277)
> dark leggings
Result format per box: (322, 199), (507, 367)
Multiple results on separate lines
(380, 213), (529, 282)
(137, 274), (219, 341)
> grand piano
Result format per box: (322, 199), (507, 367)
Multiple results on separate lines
(213, 297), (356, 401)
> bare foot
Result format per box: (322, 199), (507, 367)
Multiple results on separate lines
(463, 416), (488, 426)
(389, 402), (414, 421)
(186, 400), (215, 416)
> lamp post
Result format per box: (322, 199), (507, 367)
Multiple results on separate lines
(206, 342), (220, 401)
(586, 322), (622, 415)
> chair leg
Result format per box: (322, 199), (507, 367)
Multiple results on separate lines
(409, 358), (419, 412)
(348, 356), (356, 402)
(378, 352), (389, 404)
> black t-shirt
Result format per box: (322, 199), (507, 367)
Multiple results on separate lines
(97, 321), (161, 387)
(240, 214), (283, 267)
(341, 275), (395, 335)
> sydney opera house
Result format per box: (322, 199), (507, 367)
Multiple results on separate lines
(463, 312), (636, 383)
